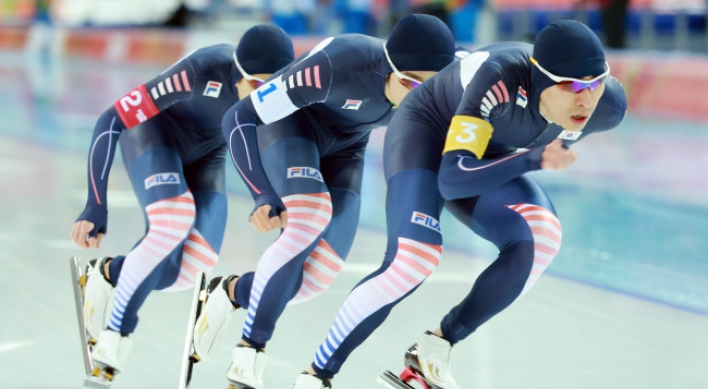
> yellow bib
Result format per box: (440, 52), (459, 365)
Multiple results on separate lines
(442, 115), (494, 159)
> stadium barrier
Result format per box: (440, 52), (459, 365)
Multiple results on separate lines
(2, 25), (708, 122)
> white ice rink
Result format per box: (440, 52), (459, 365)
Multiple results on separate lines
(1, 52), (707, 389)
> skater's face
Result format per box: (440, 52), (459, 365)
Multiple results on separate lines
(539, 77), (605, 131)
(535, 58), (609, 132)
(236, 73), (269, 100)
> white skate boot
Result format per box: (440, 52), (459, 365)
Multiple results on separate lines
(84, 257), (115, 341)
(292, 372), (332, 389)
(192, 275), (240, 361)
(378, 331), (461, 389)
(90, 329), (133, 384)
(225, 345), (268, 389)
(413, 331), (461, 389)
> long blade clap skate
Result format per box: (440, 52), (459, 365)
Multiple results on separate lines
(179, 272), (208, 389)
(378, 331), (460, 389)
(377, 370), (423, 389)
(70, 257), (112, 389)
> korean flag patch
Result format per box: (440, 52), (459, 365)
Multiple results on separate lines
(557, 130), (582, 141)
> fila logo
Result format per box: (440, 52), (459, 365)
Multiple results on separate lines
(342, 99), (362, 110)
(411, 211), (441, 233)
(203, 81), (222, 98)
(145, 172), (181, 189)
(287, 167), (323, 182)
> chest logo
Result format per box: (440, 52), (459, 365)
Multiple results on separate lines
(342, 99), (362, 110)
(516, 86), (528, 108)
(203, 81), (222, 98)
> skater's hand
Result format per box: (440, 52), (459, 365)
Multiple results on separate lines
(72, 205), (108, 249)
(250, 193), (288, 233)
(541, 139), (578, 170)
(250, 204), (288, 233)
(71, 220), (105, 249)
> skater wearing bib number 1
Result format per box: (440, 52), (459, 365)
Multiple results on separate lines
(189, 14), (456, 389)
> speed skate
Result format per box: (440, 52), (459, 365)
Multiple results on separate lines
(178, 271), (208, 389)
(378, 331), (461, 389)
(69, 256), (112, 389)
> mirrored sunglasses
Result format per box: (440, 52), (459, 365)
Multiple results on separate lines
(530, 57), (610, 94)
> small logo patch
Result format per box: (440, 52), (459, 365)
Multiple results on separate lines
(287, 167), (324, 182)
(557, 130), (582, 141)
(342, 99), (362, 110)
(145, 172), (181, 189)
(411, 211), (441, 233)
(203, 81), (222, 98)
(516, 86), (527, 108)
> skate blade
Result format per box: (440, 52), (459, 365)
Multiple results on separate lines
(227, 383), (256, 389)
(178, 272), (207, 389)
(377, 370), (419, 389)
(70, 256), (96, 377)
(83, 375), (112, 389)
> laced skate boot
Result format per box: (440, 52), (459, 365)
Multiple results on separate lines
(84, 257), (115, 342)
(91, 329), (133, 383)
(192, 275), (240, 361)
(292, 372), (332, 389)
(226, 345), (268, 389)
(403, 331), (461, 389)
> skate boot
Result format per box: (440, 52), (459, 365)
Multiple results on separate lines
(84, 257), (115, 342)
(292, 372), (332, 389)
(225, 345), (268, 389)
(378, 331), (461, 389)
(89, 329), (133, 386)
(192, 275), (240, 361)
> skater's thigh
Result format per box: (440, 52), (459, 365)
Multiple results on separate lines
(260, 130), (328, 197)
(183, 146), (228, 253)
(449, 175), (558, 248)
(119, 121), (189, 208)
(386, 169), (445, 248)
(318, 146), (366, 259)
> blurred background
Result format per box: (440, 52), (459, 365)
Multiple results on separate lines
(1, 1), (708, 388)
(3, 0), (708, 50)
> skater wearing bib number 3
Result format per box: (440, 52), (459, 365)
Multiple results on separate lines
(296, 20), (627, 389)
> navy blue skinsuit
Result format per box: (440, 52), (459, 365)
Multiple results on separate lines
(309, 41), (626, 378)
(78, 44), (245, 334)
(221, 34), (401, 348)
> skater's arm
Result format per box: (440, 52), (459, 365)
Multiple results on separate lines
(72, 106), (127, 249)
(438, 146), (545, 200)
